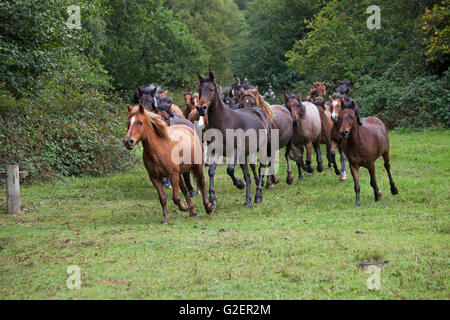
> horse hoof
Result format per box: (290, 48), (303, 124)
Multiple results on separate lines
(286, 176), (295, 185)
(235, 179), (245, 190)
(298, 175), (303, 181)
(317, 164), (324, 173)
(266, 183), (274, 189)
(180, 205), (188, 212)
(340, 173), (347, 181)
(255, 195), (263, 203)
(391, 186), (399, 195)
(205, 203), (214, 214)
(209, 196), (217, 206)
(189, 211), (198, 217)
(161, 218), (170, 224)
(306, 166), (314, 174)
(378, 191), (383, 199)
(355, 201), (361, 206)
(335, 168), (341, 176)
(272, 176), (280, 184)
(328, 163), (332, 168)
(244, 202), (252, 208)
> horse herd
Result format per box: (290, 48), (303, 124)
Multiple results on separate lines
(123, 72), (398, 223)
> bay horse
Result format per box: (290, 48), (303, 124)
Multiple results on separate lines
(338, 101), (398, 205)
(284, 93), (323, 177)
(239, 87), (294, 188)
(123, 104), (213, 223)
(197, 72), (271, 207)
(306, 81), (326, 103)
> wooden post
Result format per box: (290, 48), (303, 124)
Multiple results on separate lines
(6, 165), (20, 214)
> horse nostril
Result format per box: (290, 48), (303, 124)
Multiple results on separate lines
(129, 139), (135, 145)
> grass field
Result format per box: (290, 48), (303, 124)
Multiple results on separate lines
(0, 130), (449, 299)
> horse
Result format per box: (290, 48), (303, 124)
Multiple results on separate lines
(197, 72), (271, 207)
(123, 104), (213, 223)
(338, 101), (398, 205)
(327, 93), (348, 180)
(306, 81), (326, 103)
(284, 93), (323, 177)
(239, 87), (295, 188)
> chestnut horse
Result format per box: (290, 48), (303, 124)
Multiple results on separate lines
(338, 102), (398, 205)
(284, 93), (323, 177)
(306, 81), (326, 103)
(197, 72), (271, 207)
(123, 104), (213, 223)
(239, 87), (295, 188)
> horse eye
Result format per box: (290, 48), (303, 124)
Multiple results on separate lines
(139, 121), (143, 125)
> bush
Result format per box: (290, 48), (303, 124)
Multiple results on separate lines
(354, 70), (450, 129)
(0, 85), (136, 182)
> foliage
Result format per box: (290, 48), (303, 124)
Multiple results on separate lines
(0, 85), (135, 181)
(420, 0), (450, 74)
(0, 0), (105, 97)
(232, 0), (323, 89)
(101, 0), (207, 90)
(166, 0), (247, 83)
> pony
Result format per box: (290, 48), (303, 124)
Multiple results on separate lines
(327, 93), (348, 180)
(197, 72), (271, 207)
(239, 87), (295, 188)
(284, 93), (323, 177)
(306, 81), (326, 103)
(338, 102), (398, 205)
(123, 104), (213, 223)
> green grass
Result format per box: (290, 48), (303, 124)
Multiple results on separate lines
(0, 130), (449, 299)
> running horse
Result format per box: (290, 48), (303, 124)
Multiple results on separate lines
(338, 100), (398, 205)
(123, 104), (213, 223)
(197, 72), (272, 207)
(239, 87), (295, 188)
(306, 81), (326, 103)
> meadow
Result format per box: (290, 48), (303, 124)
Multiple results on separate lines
(0, 130), (448, 299)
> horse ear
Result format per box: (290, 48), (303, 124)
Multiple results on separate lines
(151, 87), (157, 96)
(208, 71), (215, 82)
(240, 87), (245, 95)
(197, 73), (203, 83)
(255, 85), (259, 91)
(127, 104), (133, 113)
(339, 95), (344, 102)
(138, 103), (145, 114)
(296, 92), (302, 101)
(329, 95), (333, 102)
(284, 92), (289, 102)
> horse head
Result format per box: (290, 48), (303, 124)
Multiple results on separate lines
(124, 103), (148, 150)
(329, 93), (344, 122)
(197, 71), (218, 116)
(284, 92), (305, 127)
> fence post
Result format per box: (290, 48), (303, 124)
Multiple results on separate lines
(6, 165), (21, 214)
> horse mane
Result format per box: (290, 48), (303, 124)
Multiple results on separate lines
(241, 88), (273, 120)
(130, 106), (169, 139)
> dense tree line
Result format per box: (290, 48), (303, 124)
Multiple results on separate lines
(0, 0), (448, 181)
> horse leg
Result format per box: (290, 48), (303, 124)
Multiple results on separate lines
(240, 161), (252, 207)
(179, 174), (197, 216)
(182, 171), (196, 198)
(250, 163), (260, 186)
(349, 164), (361, 206)
(208, 161), (217, 205)
(169, 174), (188, 212)
(338, 144), (347, 180)
(150, 177), (170, 224)
(305, 142), (314, 173)
(285, 140), (295, 185)
(368, 163), (382, 202)
(326, 146), (332, 168)
(314, 139), (323, 173)
(161, 177), (172, 189)
(383, 151), (398, 195)
(255, 162), (266, 203)
(193, 164), (213, 214)
(330, 140), (341, 176)
(227, 151), (245, 190)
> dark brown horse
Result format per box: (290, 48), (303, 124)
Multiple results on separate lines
(239, 87), (294, 188)
(197, 72), (271, 207)
(123, 104), (213, 223)
(338, 103), (398, 205)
